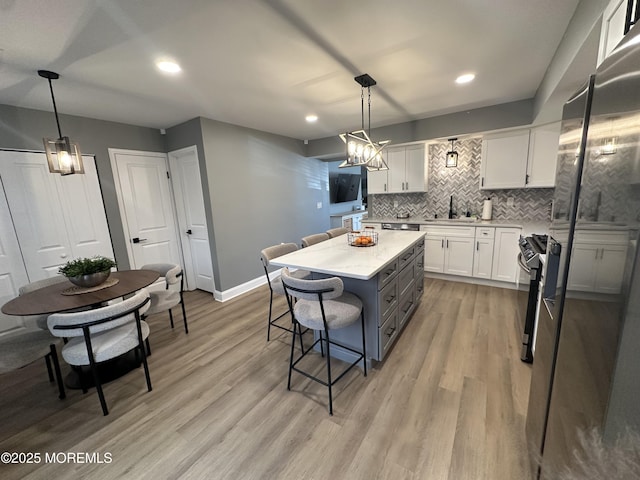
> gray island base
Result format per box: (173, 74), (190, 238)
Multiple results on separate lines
(271, 230), (425, 369)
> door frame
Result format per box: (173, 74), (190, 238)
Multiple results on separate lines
(108, 148), (186, 275)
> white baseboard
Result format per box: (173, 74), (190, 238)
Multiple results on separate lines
(213, 269), (280, 302)
(424, 272), (519, 290)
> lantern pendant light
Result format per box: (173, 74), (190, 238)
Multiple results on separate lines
(339, 74), (390, 171)
(38, 70), (84, 175)
(446, 138), (458, 167)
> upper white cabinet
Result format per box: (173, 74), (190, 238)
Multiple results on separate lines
(526, 123), (561, 188)
(480, 130), (530, 189)
(368, 144), (427, 194)
(597, 0), (629, 66)
(480, 123), (560, 189)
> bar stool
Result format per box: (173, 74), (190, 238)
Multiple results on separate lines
(281, 268), (366, 415)
(260, 243), (310, 344)
(326, 227), (350, 238)
(301, 232), (330, 248)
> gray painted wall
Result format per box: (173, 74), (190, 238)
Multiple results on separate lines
(170, 117), (331, 291)
(0, 104), (165, 269)
(306, 99), (535, 158)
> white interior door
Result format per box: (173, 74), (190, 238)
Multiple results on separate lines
(168, 146), (214, 293)
(0, 151), (113, 281)
(109, 149), (182, 270)
(0, 179), (29, 336)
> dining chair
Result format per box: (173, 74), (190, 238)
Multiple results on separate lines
(260, 243), (310, 346)
(0, 328), (65, 400)
(326, 227), (350, 238)
(281, 268), (367, 415)
(47, 289), (152, 416)
(140, 263), (188, 334)
(301, 232), (330, 248)
(19, 276), (69, 329)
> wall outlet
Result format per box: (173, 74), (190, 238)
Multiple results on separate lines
(393, 200), (398, 208)
(316, 202), (322, 209)
(507, 197), (515, 207)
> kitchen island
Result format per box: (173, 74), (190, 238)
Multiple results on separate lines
(271, 230), (425, 366)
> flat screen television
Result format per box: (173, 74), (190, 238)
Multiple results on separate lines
(330, 174), (361, 203)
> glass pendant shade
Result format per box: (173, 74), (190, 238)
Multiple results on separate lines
(38, 69), (84, 175)
(43, 136), (84, 175)
(446, 138), (458, 167)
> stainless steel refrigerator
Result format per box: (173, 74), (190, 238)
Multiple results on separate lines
(525, 20), (640, 480)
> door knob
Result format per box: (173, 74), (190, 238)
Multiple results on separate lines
(186, 229), (192, 235)
(132, 237), (148, 244)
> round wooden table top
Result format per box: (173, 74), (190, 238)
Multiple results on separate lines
(1, 270), (160, 316)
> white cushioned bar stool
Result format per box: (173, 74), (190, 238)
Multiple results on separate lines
(141, 263), (188, 334)
(281, 268), (367, 415)
(48, 289), (152, 416)
(301, 232), (330, 248)
(260, 243), (310, 346)
(326, 227), (349, 238)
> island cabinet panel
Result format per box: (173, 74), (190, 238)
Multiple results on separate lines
(270, 231), (426, 365)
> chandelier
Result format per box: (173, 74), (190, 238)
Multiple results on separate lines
(38, 70), (84, 175)
(339, 74), (390, 171)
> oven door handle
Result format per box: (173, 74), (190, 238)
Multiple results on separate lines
(517, 253), (531, 274)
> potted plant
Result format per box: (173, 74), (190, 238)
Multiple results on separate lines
(59, 256), (117, 288)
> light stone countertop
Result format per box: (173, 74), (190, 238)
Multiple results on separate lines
(270, 230), (425, 280)
(362, 216), (521, 227)
(329, 210), (367, 218)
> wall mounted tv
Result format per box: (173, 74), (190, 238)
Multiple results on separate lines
(330, 174), (361, 203)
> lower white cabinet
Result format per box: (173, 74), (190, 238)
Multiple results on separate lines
(491, 228), (520, 282)
(567, 232), (628, 294)
(421, 225), (475, 277)
(473, 227), (495, 279)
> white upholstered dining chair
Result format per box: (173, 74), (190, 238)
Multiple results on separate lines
(47, 289), (152, 416)
(140, 263), (188, 334)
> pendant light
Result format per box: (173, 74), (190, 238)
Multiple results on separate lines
(38, 70), (84, 175)
(339, 74), (390, 171)
(446, 138), (458, 167)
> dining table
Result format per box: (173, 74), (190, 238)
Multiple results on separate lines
(2, 269), (159, 316)
(1, 269), (160, 388)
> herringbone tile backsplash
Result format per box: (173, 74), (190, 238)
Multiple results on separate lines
(370, 137), (554, 221)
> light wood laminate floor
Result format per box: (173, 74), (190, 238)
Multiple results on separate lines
(0, 278), (532, 479)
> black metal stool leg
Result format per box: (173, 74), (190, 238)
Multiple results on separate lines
(44, 352), (54, 382)
(169, 309), (175, 329)
(325, 328), (333, 415)
(49, 344), (66, 399)
(287, 321), (298, 391)
(361, 310), (367, 377)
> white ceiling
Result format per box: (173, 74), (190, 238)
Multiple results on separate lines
(0, 0), (583, 141)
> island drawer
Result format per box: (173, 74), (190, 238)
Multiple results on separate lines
(398, 245), (415, 270)
(378, 279), (398, 325)
(379, 310), (399, 360)
(476, 227), (495, 239)
(377, 259), (399, 290)
(398, 287), (416, 330)
(398, 262), (415, 299)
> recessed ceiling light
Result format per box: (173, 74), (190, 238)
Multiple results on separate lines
(156, 60), (182, 74)
(305, 114), (318, 123)
(456, 73), (475, 84)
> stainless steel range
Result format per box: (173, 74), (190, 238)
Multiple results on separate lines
(517, 234), (548, 363)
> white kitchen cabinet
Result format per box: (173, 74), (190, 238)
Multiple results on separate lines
(480, 124), (559, 189)
(421, 225), (474, 277)
(480, 130), (530, 189)
(491, 228), (520, 282)
(330, 212), (363, 230)
(526, 123), (560, 188)
(597, 0), (629, 66)
(367, 168), (388, 194)
(473, 227), (495, 279)
(371, 144), (426, 194)
(567, 231), (628, 294)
